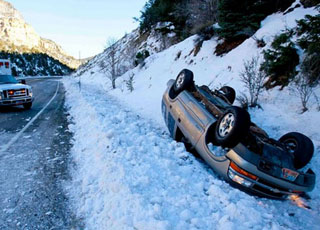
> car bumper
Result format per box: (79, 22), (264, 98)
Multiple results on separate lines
(227, 149), (314, 199)
(0, 97), (33, 106)
(196, 137), (315, 199)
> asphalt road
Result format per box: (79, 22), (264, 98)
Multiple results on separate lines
(0, 78), (81, 229)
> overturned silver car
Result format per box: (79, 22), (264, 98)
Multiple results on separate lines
(162, 69), (315, 199)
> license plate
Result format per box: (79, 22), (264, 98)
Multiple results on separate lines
(282, 168), (299, 182)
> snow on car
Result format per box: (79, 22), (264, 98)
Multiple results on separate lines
(162, 69), (315, 199)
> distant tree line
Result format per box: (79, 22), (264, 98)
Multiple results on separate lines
(0, 52), (74, 76)
(136, 0), (295, 40)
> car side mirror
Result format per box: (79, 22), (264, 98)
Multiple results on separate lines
(20, 79), (26, 84)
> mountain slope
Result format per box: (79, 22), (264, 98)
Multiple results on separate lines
(75, 25), (180, 78)
(0, 0), (82, 70)
(67, 2), (320, 229)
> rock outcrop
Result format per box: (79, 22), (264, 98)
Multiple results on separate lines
(0, 0), (82, 69)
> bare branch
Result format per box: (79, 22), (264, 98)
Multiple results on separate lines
(293, 73), (314, 113)
(239, 56), (267, 107)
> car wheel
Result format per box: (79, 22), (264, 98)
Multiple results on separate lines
(214, 106), (250, 148)
(279, 132), (314, 169)
(23, 102), (32, 110)
(219, 86), (236, 104)
(173, 69), (194, 94)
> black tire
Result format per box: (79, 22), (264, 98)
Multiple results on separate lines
(214, 106), (250, 148)
(219, 86), (236, 104)
(23, 102), (32, 110)
(279, 132), (314, 169)
(173, 69), (194, 94)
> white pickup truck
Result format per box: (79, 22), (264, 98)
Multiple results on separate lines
(0, 59), (34, 109)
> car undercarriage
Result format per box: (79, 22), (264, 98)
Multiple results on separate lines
(162, 69), (315, 199)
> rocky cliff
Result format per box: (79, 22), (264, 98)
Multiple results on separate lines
(0, 0), (82, 69)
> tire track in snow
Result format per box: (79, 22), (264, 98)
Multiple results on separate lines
(64, 80), (319, 230)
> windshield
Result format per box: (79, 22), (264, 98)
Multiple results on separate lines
(0, 75), (18, 84)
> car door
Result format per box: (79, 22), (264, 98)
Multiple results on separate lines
(170, 91), (208, 145)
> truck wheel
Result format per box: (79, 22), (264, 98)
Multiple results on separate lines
(173, 69), (194, 94)
(214, 106), (250, 148)
(219, 86), (236, 104)
(279, 132), (314, 169)
(23, 102), (32, 110)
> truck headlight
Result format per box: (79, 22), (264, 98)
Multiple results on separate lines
(28, 88), (33, 97)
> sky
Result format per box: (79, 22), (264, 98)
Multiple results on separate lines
(6, 0), (147, 58)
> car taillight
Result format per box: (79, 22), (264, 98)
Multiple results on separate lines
(5, 62), (9, 68)
(292, 190), (303, 194)
(230, 162), (258, 180)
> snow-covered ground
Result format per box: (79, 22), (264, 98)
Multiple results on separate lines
(64, 3), (320, 230)
(64, 81), (319, 230)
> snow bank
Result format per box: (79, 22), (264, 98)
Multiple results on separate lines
(64, 80), (320, 230)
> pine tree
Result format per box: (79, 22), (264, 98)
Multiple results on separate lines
(261, 33), (299, 89)
(138, 0), (180, 32)
(297, 14), (320, 85)
(217, 0), (294, 41)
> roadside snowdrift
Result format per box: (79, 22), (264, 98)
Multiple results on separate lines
(64, 81), (319, 230)
(65, 3), (320, 230)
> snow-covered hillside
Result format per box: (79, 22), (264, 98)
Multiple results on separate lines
(75, 24), (179, 78)
(64, 3), (320, 230)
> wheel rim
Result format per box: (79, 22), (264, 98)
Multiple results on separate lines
(175, 73), (185, 89)
(218, 113), (235, 137)
(283, 139), (297, 153)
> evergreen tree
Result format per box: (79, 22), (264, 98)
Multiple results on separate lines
(261, 33), (299, 89)
(297, 14), (320, 85)
(136, 0), (188, 37)
(217, 0), (294, 41)
(138, 0), (179, 32)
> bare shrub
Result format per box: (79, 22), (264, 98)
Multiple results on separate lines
(313, 92), (320, 111)
(236, 93), (249, 110)
(125, 73), (135, 92)
(252, 35), (266, 48)
(291, 53), (320, 113)
(292, 74), (314, 113)
(239, 56), (267, 108)
(99, 37), (122, 89)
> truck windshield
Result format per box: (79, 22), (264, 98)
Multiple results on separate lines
(0, 75), (18, 84)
